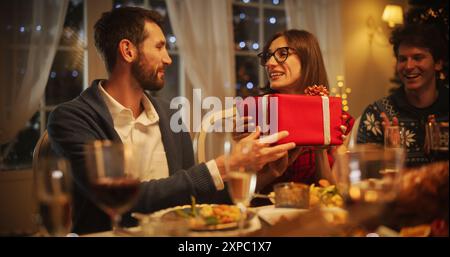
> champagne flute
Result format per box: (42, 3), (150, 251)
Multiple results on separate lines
(34, 157), (72, 236)
(383, 126), (405, 177)
(223, 133), (257, 235)
(426, 120), (449, 162)
(84, 140), (141, 234)
(384, 126), (405, 149)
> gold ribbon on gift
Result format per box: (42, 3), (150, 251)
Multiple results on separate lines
(321, 96), (331, 145)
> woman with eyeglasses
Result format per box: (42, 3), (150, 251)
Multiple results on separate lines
(242, 29), (355, 199)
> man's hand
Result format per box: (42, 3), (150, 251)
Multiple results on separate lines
(380, 112), (399, 129)
(232, 115), (255, 141)
(217, 127), (296, 176)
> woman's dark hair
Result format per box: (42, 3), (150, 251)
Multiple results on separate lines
(94, 7), (163, 73)
(262, 29), (329, 93)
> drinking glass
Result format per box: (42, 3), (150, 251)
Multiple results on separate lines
(223, 133), (257, 234)
(334, 144), (405, 204)
(384, 126), (405, 149)
(84, 140), (141, 234)
(425, 121), (449, 162)
(34, 157), (72, 236)
(274, 182), (309, 209)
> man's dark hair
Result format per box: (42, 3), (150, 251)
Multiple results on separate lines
(94, 7), (163, 73)
(390, 23), (448, 63)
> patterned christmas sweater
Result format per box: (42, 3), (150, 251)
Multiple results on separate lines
(357, 85), (449, 167)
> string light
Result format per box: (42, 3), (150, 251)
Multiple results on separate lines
(269, 17), (277, 24)
(333, 75), (351, 112)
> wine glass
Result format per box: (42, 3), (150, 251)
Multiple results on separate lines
(334, 144), (405, 204)
(84, 140), (141, 234)
(425, 120), (449, 162)
(333, 144), (405, 230)
(223, 132), (257, 235)
(34, 157), (72, 236)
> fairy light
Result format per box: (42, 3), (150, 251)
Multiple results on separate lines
(333, 75), (351, 112)
(269, 17), (277, 24)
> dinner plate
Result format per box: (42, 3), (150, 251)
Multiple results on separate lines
(157, 204), (256, 231)
(256, 205), (308, 226)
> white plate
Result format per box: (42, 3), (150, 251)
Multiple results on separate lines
(160, 204), (255, 231)
(256, 205), (308, 226)
(149, 204), (261, 236)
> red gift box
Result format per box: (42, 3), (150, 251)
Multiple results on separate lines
(236, 94), (344, 146)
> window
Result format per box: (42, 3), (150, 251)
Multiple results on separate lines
(233, 0), (286, 97)
(1, 0), (86, 170)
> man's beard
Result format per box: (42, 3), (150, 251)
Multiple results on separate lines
(131, 54), (165, 91)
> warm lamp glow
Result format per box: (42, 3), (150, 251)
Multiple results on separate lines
(382, 5), (404, 28)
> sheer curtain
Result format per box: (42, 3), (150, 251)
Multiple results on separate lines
(285, 0), (344, 88)
(166, 0), (236, 160)
(0, 0), (69, 144)
(165, 0), (235, 99)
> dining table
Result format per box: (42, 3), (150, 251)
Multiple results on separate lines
(81, 161), (448, 237)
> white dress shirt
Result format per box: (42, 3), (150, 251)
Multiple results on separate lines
(98, 83), (224, 190)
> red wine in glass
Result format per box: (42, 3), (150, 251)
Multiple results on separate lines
(84, 140), (143, 233)
(91, 177), (140, 215)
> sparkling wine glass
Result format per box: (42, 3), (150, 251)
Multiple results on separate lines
(34, 157), (72, 236)
(223, 133), (257, 234)
(384, 126), (405, 149)
(425, 120), (449, 162)
(84, 140), (141, 234)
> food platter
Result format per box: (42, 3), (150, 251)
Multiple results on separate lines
(158, 204), (255, 231)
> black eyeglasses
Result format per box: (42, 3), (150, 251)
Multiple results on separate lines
(257, 47), (296, 66)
